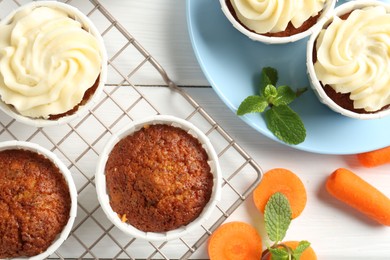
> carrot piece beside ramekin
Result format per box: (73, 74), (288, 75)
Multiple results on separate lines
(253, 168), (307, 219)
(326, 168), (390, 226)
(208, 221), (262, 260)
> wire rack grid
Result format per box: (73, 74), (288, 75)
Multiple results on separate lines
(0, 0), (262, 259)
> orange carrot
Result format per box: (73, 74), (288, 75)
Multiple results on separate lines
(326, 168), (390, 226)
(265, 241), (317, 260)
(357, 146), (390, 167)
(208, 221), (262, 260)
(253, 168), (307, 219)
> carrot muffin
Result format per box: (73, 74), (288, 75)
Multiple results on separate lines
(313, 4), (390, 114)
(105, 124), (214, 232)
(0, 3), (104, 120)
(0, 149), (71, 258)
(225, 0), (327, 37)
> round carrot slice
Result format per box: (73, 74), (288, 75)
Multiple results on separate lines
(208, 221), (262, 260)
(253, 168), (307, 219)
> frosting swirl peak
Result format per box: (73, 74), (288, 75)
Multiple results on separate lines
(230, 0), (326, 34)
(314, 6), (390, 112)
(0, 6), (102, 118)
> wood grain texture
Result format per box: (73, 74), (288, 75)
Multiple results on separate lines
(1, 0), (388, 258)
(96, 1), (390, 257)
(99, 0), (208, 86)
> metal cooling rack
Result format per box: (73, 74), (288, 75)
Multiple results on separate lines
(0, 0), (262, 259)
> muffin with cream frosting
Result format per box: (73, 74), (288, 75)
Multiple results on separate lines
(0, 1), (107, 126)
(307, 1), (390, 119)
(220, 0), (336, 44)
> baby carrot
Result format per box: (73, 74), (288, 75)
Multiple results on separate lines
(253, 168), (307, 219)
(208, 221), (262, 260)
(265, 241), (317, 260)
(357, 146), (390, 167)
(326, 168), (390, 226)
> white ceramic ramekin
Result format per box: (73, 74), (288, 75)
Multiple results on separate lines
(220, 0), (336, 44)
(0, 1), (107, 127)
(0, 141), (77, 260)
(96, 115), (222, 241)
(307, 0), (390, 120)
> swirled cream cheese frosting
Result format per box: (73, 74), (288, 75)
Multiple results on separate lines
(229, 0), (326, 34)
(0, 6), (102, 119)
(314, 6), (390, 112)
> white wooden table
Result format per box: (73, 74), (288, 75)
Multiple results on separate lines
(99, 1), (390, 259)
(1, 1), (390, 259)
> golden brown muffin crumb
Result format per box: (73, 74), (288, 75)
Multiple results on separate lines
(0, 149), (71, 258)
(105, 124), (214, 232)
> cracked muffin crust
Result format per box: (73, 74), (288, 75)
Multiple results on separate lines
(105, 124), (214, 232)
(0, 149), (71, 258)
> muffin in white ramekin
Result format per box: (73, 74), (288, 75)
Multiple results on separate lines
(307, 0), (390, 119)
(96, 115), (222, 241)
(0, 1), (107, 127)
(220, 0), (336, 44)
(0, 141), (77, 259)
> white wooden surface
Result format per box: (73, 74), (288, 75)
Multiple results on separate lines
(96, 0), (390, 259)
(1, 0), (386, 259)
(98, 1), (390, 259)
(0, 0), (386, 259)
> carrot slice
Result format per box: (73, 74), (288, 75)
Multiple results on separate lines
(208, 221), (262, 260)
(265, 241), (317, 260)
(326, 168), (390, 226)
(253, 168), (307, 219)
(357, 146), (390, 167)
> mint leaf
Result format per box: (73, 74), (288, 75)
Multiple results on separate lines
(292, 241), (311, 260)
(264, 84), (278, 100)
(272, 85), (296, 106)
(268, 247), (289, 260)
(237, 66), (307, 145)
(236, 95), (268, 115)
(264, 192), (292, 242)
(265, 105), (306, 145)
(260, 67), (278, 95)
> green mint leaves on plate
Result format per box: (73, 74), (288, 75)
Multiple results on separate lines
(237, 67), (307, 145)
(263, 192), (310, 260)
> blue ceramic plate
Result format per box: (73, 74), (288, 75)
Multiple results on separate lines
(186, 0), (390, 155)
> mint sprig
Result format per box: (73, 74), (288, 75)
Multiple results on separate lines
(237, 67), (307, 145)
(263, 193), (311, 260)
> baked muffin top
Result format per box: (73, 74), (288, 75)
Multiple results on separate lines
(105, 124), (214, 232)
(0, 149), (71, 258)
